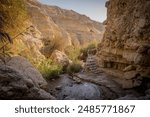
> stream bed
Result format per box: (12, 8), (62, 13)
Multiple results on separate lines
(48, 75), (101, 100)
(47, 74), (125, 100)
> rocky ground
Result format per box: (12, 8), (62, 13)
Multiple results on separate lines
(47, 72), (150, 100)
(0, 56), (149, 100)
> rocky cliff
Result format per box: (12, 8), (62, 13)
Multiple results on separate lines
(1, 0), (104, 58)
(97, 0), (150, 88)
(0, 0), (104, 62)
(25, 0), (104, 58)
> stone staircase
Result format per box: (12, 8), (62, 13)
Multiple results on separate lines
(84, 55), (101, 74)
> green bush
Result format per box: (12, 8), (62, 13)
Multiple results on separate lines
(36, 59), (62, 79)
(65, 46), (81, 62)
(80, 43), (97, 55)
(79, 43), (97, 61)
(67, 62), (82, 75)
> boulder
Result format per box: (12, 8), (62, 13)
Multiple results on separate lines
(122, 71), (143, 89)
(137, 45), (150, 54)
(7, 56), (47, 89)
(132, 76), (143, 87)
(0, 56), (55, 99)
(123, 65), (136, 72)
(51, 50), (72, 67)
(124, 71), (140, 80)
(134, 54), (150, 67)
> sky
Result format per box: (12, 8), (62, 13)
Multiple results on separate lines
(38, 0), (107, 22)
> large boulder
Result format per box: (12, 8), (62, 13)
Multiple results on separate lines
(7, 56), (47, 89)
(0, 56), (55, 99)
(51, 50), (72, 67)
(122, 71), (143, 89)
(124, 71), (140, 80)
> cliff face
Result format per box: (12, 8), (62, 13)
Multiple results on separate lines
(44, 5), (104, 46)
(0, 0), (104, 60)
(97, 0), (150, 87)
(25, 0), (104, 57)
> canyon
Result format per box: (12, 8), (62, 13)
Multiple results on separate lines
(0, 0), (150, 99)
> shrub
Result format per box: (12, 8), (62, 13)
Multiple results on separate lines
(67, 62), (82, 75)
(80, 43), (97, 55)
(79, 43), (97, 61)
(0, 32), (13, 64)
(65, 46), (81, 62)
(36, 59), (62, 79)
(18, 48), (62, 79)
(0, 0), (27, 35)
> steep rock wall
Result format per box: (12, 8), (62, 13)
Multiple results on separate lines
(97, 0), (150, 88)
(26, 0), (104, 58)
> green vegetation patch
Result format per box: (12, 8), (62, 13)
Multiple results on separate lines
(36, 59), (62, 79)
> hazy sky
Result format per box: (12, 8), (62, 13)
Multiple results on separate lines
(38, 0), (107, 22)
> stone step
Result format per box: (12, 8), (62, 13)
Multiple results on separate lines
(89, 67), (98, 69)
(86, 62), (97, 65)
(84, 55), (101, 74)
(86, 60), (96, 63)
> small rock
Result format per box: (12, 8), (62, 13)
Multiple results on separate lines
(134, 53), (150, 67)
(55, 86), (62, 90)
(124, 71), (140, 80)
(141, 69), (150, 78)
(137, 45), (150, 54)
(133, 76), (143, 87)
(136, 65), (144, 72)
(122, 75), (143, 89)
(123, 65), (136, 72)
(38, 89), (55, 100)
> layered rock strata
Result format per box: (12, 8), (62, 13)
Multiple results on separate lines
(97, 0), (150, 89)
